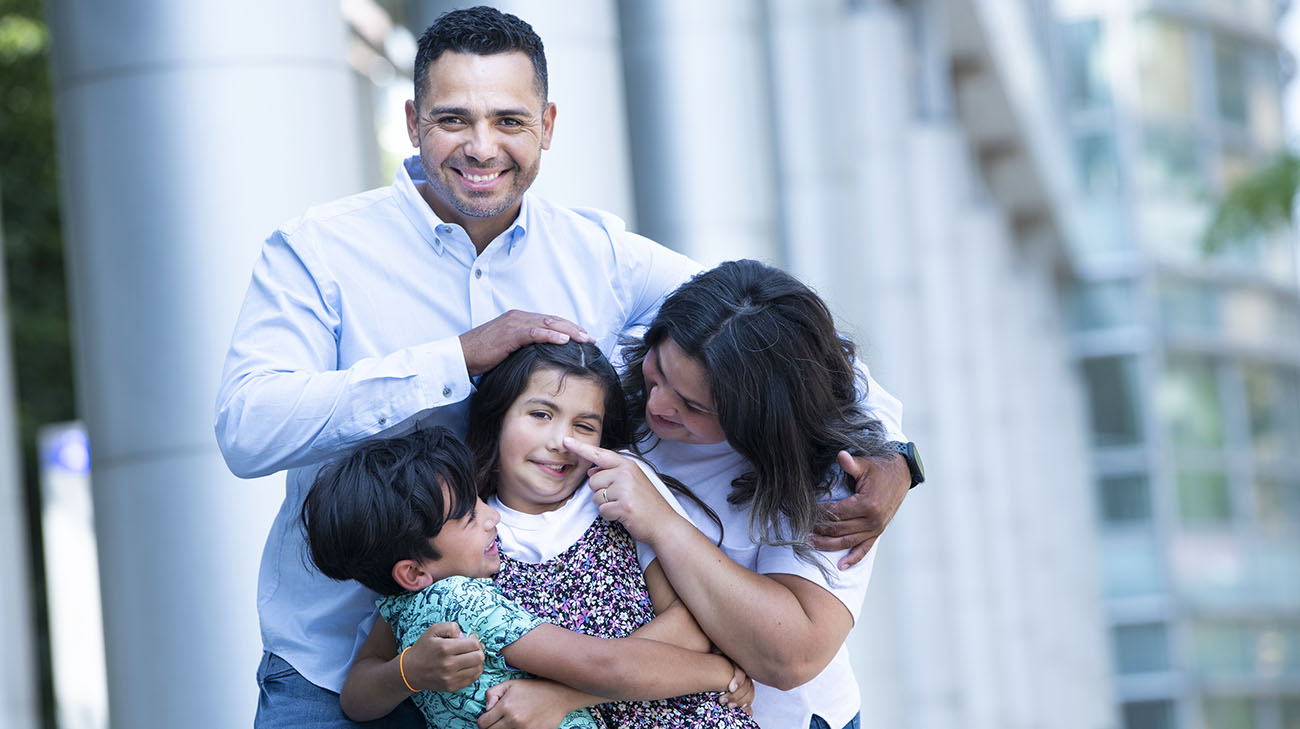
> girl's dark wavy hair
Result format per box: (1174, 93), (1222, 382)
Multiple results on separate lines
(467, 341), (628, 499)
(623, 260), (891, 565)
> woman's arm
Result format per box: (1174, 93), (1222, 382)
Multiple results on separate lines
(341, 618), (485, 721)
(500, 623), (736, 701)
(625, 560), (711, 653)
(569, 438), (854, 690)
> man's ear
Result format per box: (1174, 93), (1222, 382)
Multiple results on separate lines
(393, 558), (436, 592)
(405, 99), (420, 148)
(540, 102), (556, 150)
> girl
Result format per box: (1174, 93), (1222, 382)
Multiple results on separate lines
(565, 259), (898, 729)
(344, 341), (757, 729)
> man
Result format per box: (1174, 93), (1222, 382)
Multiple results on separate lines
(215, 7), (913, 728)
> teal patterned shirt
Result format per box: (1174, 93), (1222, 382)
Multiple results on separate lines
(377, 576), (600, 729)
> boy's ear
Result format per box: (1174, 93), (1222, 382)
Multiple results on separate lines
(392, 559), (436, 592)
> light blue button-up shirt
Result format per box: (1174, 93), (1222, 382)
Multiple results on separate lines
(215, 156), (904, 693)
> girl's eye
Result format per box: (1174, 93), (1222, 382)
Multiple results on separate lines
(529, 411), (551, 420)
(575, 422), (597, 434)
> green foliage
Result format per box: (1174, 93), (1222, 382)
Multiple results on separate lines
(0, 0), (73, 467)
(1, 3), (66, 724)
(1201, 152), (1300, 254)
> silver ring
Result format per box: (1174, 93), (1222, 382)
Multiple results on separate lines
(599, 488), (609, 504)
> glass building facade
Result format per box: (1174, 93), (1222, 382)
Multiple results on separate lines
(1055, 1), (1300, 727)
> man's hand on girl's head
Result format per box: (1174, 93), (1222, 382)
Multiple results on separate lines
(808, 451), (911, 570)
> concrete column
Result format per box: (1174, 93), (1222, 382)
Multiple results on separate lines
(43, 2), (364, 727)
(619, 0), (780, 264)
(414, 1), (636, 223)
(0, 190), (38, 729)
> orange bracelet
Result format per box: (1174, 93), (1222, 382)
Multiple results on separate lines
(399, 646), (417, 693)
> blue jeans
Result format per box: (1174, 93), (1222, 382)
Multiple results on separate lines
(254, 652), (424, 729)
(811, 712), (861, 729)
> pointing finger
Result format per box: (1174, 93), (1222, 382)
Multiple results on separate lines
(563, 437), (626, 469)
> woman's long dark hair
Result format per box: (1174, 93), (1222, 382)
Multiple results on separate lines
(623, 260), (890, 564)
(467, 341), (628, 499)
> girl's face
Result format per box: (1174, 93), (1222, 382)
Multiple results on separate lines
(495, 368), (607, 514)
(642, 338), (727, 445)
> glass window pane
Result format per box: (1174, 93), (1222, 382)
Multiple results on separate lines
(1247, 49), (1284, 150)
(1076, 132), (1121, 196)
(1124, 700), (1175, 729)
(1244, 363), (1300, 460)
(1222, 288), (1277, 347)
(1115, 623), (1170, 673)
(1139, 126), (1203, 197)
(1177, 470), (1232, 524)
(1071, 279), (1136, 331)
(1083, 356), (1144, 447)
(1256, 475), (1300, 535)
(1099, 473), (1152, 523)
(1195, 620), (1252, 677)
(1160, 355), (1224, 448)
(1064, 19), (1111, 110)
(1283, 698), (1300, 729)
(1160, 279), (1219, 336)
(1202, 697), (1255, 729)
(1214, 36), (1248, 125)
(1102, 531), (1164, 597)
(1070, 199), (1131, 258)
(1136, 17), (1192, 118)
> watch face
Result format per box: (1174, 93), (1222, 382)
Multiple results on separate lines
(908, 442), (924, 479)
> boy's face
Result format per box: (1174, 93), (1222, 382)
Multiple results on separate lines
(416, 492), (502, 584)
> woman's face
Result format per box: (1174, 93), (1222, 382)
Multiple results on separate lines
(642, 338), (727, 445)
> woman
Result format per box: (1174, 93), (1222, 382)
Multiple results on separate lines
(568, 259), (895, 729)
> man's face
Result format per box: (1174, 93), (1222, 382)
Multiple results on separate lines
(406, 51), (555, 236)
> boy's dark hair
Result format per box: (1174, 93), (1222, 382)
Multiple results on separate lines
(414, 6), (548, 106)
(301, 427), (478, 596)
(467, 340), (628, 500)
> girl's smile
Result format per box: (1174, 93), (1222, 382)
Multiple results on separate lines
(495, 368), (606, 514)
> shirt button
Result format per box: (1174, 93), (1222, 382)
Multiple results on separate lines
(474, 269), (483, 279)
(377, 417), (387, 426)
(442, 386), (452, 397)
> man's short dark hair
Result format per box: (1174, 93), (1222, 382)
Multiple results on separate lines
(413, 6), (548, 105)
(300, 427), (478, 596)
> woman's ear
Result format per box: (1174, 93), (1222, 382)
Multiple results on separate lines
(392, 559), (436, 592)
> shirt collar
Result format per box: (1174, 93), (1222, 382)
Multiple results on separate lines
(396, 156), (531, 257)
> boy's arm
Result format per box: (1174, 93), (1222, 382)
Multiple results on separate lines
(500, 623), (736, 702)
(341, 618), (484, 722)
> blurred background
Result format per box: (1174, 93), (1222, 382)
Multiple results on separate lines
(1, 0), (1298, 728)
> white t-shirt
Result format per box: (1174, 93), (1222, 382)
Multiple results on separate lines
(489, 455), (662, 572)
(641, 437), (876, 729)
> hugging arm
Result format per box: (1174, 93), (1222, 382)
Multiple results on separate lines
(572, 440), (855, 690)
(341, 618), (485, 722)
(809, 365), (911, 568)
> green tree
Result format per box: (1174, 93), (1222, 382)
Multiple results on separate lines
(1202, 151), (1300, 254)
(0, 1), (70, 726)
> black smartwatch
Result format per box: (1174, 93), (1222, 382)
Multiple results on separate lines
(884, 441), (925, 488)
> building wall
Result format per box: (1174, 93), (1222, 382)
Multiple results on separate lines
(1054, 1), (1300, 727)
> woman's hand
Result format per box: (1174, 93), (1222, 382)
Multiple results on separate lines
(563, 438), (682, 546)
(477, 679), (595, 729)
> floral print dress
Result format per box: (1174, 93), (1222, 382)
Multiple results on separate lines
(494, 517), (759, 729)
